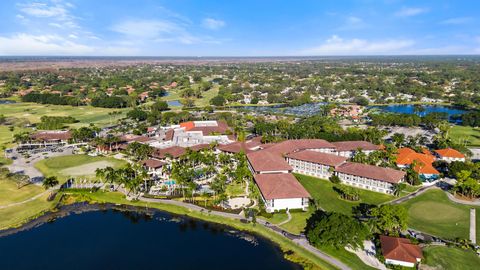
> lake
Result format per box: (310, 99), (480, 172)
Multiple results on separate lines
(0, 100), (16, 104)
(167, 100), (182, 107)
(0, 204), (300, 270)
(369, 104), (465, 116)
(369, 104), (466, 122)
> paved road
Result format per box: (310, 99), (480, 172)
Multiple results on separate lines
(387, 184), (436, 205)
(470, 208), (476, 244)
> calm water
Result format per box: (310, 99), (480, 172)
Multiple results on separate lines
(370, 104), (466, 117)
(0, 206), (299, 270)
(167, 100), (182, 107)
(0, 100), (16, 104)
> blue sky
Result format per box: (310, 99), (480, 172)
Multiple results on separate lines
(0, 0), (479, 56)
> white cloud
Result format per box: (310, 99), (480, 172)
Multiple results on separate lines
(440, 17), (473, 25)
(302, 35), (415, 55)
(17, 1), (79, 29)
(395, 7), (429, 17)
(0, 33), (95, 55)
(202, 18), (225, 30)
(337, 16), (367, 30)
(112, 20), (182, 39)
(111, 19), (224, 45)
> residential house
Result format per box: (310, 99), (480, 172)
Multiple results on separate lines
(380, 235), (423, 267)
(434, 148), (466, 163)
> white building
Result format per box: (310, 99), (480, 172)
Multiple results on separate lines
(285, 150), (347, 178)
(380, 235), (423, 268)
(434, 148), (466, 163)
(335, 162), (406, 194)
(331, 141), (380, 158)
(254, 173), (310, 213)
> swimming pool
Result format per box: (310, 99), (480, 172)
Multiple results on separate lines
(164, 180), (176, 186)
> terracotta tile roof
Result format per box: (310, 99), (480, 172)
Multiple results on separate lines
(336, 162), (406, 184)
(254, 173), (311, 200)
(286, 150), (347, 167)
(165, 129), (174, 141)
(414, 163), (440, 175)
(434, 148), (465, 159)
(31, 130), (72, 141)
(180, 121), (195, 131)
(119, 134), (153, 143)
(380, 235), (423, 264)
(217, 136), (263, 154)
(396, 148), (435, 166)
(142, 159), (165, 169)
(332, 141), (380, 152)
(265, 139), (336, 156)
(188, 144), (211, 151)
(179, 120), (230, 135)
(151, 146), (186, 159)
(247, 150), (292, 173)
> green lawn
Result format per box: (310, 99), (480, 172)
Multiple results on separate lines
(0, 192), (59, 230)
(226, 181), (246, 197)
(450, 125), (480, 147)
(400, 189), (479, 241)
(0, 177), (45, 205)
(34, 154), (126, 182)
(423, 246), (480, 270)
(272, 174), (393, 235)
(295, 174), (393, 215)
(0, 102), (127, 128)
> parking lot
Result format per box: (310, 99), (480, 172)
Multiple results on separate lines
(6, 145), (75, 183)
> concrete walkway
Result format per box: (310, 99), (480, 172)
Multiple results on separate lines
(278, 210), (292, 226)
(470, 208), (476, 244)
(445, 192), (480, 206)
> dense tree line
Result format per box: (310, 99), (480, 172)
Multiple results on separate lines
(91, 96), (127, 108)
(22, 92), (85, 106)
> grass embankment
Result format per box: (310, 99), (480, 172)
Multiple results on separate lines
(0, 102), (127, 128)
(34, 154), (126, 182)
(400, 189), (479, 242)
(423, 246), (480, 270)
(0, 177), (59, 230)
(0, 177), (45, 205)
(450, 125), (480, 147)
(62, 190), (337, 270)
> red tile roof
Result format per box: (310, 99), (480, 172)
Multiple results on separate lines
(151, 146), (186, 159)
(332, 141), (380, 152)
(434, 148), (465, 159)
(396, 148), (435, 166)
(286, 150), (347, 167)
(396, 147), (438, 175)
(254, 173), (311, 200)
(31, 130), (72, 141)
(336, 162), (405, 184)
(265, 139), (336, 156)
(142, 159), (166, 169)
(179, 121), (230, 135)
(165, 129), (175, 141)
(217, 136), (263, 154)
(380, 235), (423, 264)
(247, 150), (292, 173)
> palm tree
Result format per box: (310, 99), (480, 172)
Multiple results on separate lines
(43, 176), (59, 190)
